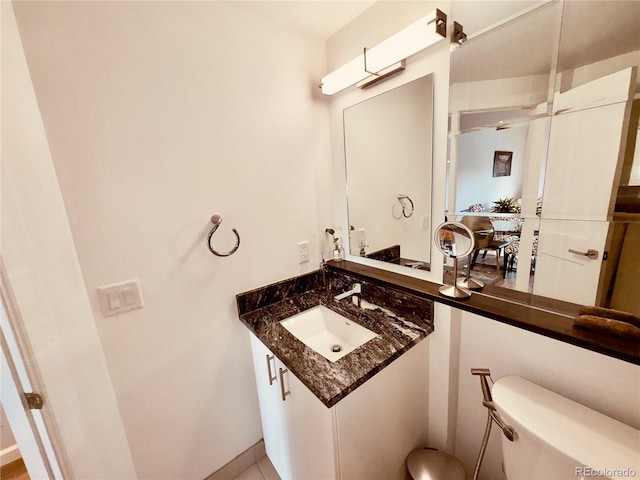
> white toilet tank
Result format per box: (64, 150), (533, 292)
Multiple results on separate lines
(492, 375), (640, 480)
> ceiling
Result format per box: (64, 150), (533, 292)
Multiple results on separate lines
(225, 1), (640, 84)
(223, 1), (376, 40)
(452, 1), (640, 84)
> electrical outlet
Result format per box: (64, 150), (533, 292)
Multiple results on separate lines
(298, 241), (310, 263)
(357, 229), (366, 243)
(421, 215), (430, 231)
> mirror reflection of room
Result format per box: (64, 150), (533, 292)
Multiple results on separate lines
(344, 74), (433, 271)
(447, 1), (640, 315)
(447, 2), (559, 294)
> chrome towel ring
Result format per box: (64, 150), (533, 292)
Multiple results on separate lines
(392, 194), (415, 218)
(207, 215), (240, 257)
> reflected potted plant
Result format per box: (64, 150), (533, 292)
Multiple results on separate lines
(491, 197), (520, 213)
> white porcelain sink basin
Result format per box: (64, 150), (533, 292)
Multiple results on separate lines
(280, 305), (378, 362)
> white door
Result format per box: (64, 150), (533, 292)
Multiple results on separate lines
(2, 2), (137, 476)
(1, 276), (64, 479)
(534, 68), (636, 304)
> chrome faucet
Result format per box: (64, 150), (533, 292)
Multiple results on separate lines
(334, 283), (362, 306)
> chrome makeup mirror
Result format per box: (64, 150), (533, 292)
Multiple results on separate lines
(434, 221), (475, 298)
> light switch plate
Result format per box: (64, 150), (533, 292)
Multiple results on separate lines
(97, 279), (144, 317)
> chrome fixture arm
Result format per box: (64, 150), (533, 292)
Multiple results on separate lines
(207, 214), (240, 257)
(471, 368), (517, 480)
(471, 368), (517, 441)
(334, 283), (362, 302)
(487, 404), (518, 441)
(406, 261), (424, 269)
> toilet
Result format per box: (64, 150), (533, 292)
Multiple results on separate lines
(407, 374), (640, 480)
(493, 375), (640, 480)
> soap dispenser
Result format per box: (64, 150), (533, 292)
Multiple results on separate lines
(333, 237), (344, 261)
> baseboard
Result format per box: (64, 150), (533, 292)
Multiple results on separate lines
(0, 444), (22, 467)
(205, 439), (266, 480)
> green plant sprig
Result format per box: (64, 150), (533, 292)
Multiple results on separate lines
(325, 228), (339, 250)
(326, 226), (355, 250)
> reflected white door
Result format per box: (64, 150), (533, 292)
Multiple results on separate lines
(534, 68), (635, 304)
(542, 101), (631, 222)
(534, 220), (610, 305)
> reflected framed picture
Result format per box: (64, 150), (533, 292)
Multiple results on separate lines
(493, 151), (512, 177)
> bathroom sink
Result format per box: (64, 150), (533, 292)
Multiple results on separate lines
(280, 305), (378, 362)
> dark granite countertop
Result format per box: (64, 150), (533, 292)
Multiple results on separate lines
(237, 277), (434, 408)
(237, 256), (638, 411)
(326, 260), (640, 366)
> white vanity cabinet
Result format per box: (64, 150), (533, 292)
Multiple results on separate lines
(249, 332), (430, 480)
(249, 333), (336, 480)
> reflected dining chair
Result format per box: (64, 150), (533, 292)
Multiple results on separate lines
(460, 216), (513, 272)
(503, 235), (539, 277)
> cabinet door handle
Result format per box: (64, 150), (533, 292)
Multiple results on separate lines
(266, 354), (277, 385)
(279, 368), (291, 401)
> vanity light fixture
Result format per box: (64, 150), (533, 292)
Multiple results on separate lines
(357, 59), (406, 90)
(451, 21), (468, 46)
(319, 9), (447, 95)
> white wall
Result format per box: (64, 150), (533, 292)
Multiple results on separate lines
(327, 0), (449, 285)
(327, 7), (640, 480)
(10, 2), (331, 478)
(453, 311), (640, 479)
(455, 124), (527, 211)
(1, 2), (137, 478)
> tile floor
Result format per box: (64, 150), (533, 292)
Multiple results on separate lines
(232, 455), (280, 480)
(2, 449), (279, 480)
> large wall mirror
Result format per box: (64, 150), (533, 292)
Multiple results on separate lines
(448, 0), (640, 314)
(344, 74), (434, 271)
